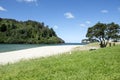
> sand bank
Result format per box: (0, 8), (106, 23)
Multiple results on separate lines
(0, 45), (79, 65)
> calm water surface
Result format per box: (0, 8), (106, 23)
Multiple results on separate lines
(0, 43), (85, 53)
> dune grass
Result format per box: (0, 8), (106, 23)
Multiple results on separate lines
(0, 45), (120, 80)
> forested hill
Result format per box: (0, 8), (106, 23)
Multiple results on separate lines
(0, 18), (64, 44)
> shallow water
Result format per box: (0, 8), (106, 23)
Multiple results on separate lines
(0, 43), (85, 53)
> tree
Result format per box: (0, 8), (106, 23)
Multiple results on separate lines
(0, 24), (7, 32)
(106, 22), (120, 42)
(86, 22), (120, 48)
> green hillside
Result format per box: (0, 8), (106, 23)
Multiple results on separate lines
(0, 45), (120, 80)
(0, 18), (64, 44)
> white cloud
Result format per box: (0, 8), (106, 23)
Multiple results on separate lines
(101, 10), (108, 13)
(79, 21), (91, 27)
(80, 24), (86, 27)
(86, 21), (91, 24)
(17, 0), (38, 6)
(0, 6), (7, 11)
(17, 0), (37, 3)
(64, 12), (75, 19)
(53, 25), (58, 29)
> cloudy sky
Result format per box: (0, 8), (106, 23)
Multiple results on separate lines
(0, 0), (120, 43)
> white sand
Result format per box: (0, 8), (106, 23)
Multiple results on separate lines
(0, 45), (79, 65)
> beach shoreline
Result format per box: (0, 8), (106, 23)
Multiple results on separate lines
(0, 45), (80, 65)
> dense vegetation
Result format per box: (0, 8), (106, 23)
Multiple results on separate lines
(86, 22), (120, 48)
(0, 45), (120, 80)
(0, 18), (64, 44)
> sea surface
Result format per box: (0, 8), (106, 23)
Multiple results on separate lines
(0, 43), (85, 53)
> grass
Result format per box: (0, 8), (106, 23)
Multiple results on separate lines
(0, 45), (120, 80)
(74, 42), (100, 51)
(86, 42), (100, 46)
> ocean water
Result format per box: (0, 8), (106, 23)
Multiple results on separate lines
(0, 43), (85, 53)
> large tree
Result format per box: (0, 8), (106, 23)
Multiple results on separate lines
(86, 22), (120, 48)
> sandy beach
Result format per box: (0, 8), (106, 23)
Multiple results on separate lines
(0, 45), (80, 65)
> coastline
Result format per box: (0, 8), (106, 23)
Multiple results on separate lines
(0, 43), (84, 53)
(0, 45), (80, 65)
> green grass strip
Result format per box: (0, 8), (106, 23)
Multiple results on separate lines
(0, 45), (120, 80)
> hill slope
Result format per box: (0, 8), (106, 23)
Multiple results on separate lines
(0, 45), (120, 80)
(0, 18), (64, 44)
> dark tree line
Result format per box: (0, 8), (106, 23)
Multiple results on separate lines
(86, 22), (120, 48)
(0, 18), (64, 44)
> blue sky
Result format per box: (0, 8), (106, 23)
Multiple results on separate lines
(0, 0), (120, 43)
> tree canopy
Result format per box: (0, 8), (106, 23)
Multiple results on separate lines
(86, 22), (120, 47)
(0, 18), (64, 44)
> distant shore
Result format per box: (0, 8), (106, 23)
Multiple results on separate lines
(0, 45), (80, 65)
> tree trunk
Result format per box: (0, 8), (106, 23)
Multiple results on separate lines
(113, 42), (115, 46)
(99, 40), (107, 48)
